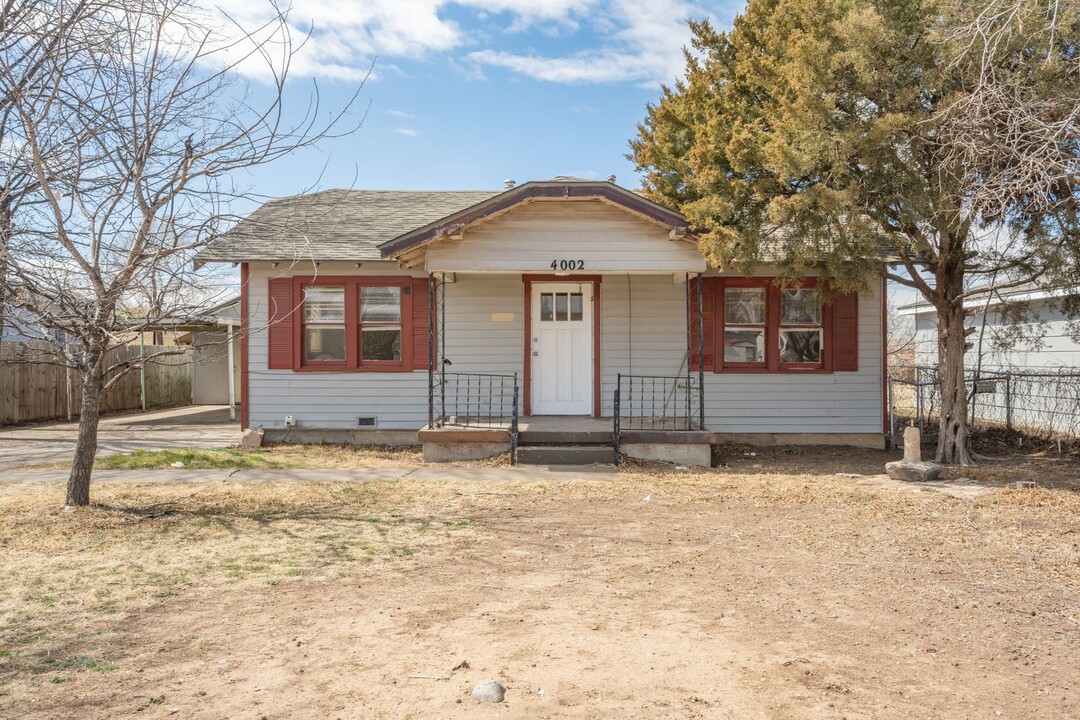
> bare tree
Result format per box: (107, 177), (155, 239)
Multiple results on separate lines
(0, 0), (360, 506)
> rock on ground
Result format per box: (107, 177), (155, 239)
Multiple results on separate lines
(885, 460), (944, 483)
(470, 680), (505, 703)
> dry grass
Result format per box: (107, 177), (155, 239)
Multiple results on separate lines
(2, 448), (1079, 717)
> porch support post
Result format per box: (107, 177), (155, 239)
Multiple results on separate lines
(428, 272), (435, 428)
(684, 272), (691, 430)
(440, 271), (447, 424)
(226, 320), (236, 421)
(696, 272), (705, 430)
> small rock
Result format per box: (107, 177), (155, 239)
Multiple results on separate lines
(642, 495), (651, 502)
(170, 461), (185, 468)
(885, 460), (944, 483)
(239, 428), (265, 449)
(470, 680), (505, 703)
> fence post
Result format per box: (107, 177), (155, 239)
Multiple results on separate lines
(888, 376), (895, 445)
(1005, 372), (1013, 431)
(916, 367), (924, 435)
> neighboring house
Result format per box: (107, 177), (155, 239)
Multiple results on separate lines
(898, 282), (1080, 437)
(899, 282), (1080, 370)
(196, 178), (889, 463)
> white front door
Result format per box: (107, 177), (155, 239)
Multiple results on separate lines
(531, 282), (594, 415)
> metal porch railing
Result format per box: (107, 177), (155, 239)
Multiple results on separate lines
(613, 373), (703, 465)
(430, 371), (520, 464)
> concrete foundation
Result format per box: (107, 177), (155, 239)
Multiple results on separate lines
(621, 442), (712, 467)
(712, 432), (886, 449)
(422, 441), (509, 462)
(261, 428), (419, 446)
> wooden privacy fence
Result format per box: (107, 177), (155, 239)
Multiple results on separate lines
(0, 343), (193, 426)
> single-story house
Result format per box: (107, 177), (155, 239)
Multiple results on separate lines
(899, 281), (1080, 370)
(897, 281), (1080, 438)
(196, 178), (888, 464)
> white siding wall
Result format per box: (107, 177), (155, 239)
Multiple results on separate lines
(246, 263), (884, 435)
(704, 278), (883, 433)
(425, 200), (705, 273)
(599, 275), (690, 415)
(246, 263), (429, 430)
(913, 300), (1080, 370)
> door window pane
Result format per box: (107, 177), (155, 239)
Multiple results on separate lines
(540, 293), (553, 321)
(304, 286), (344, 322)
(304, 326), (346, 361)
(725, 288), (766, 324)
(724, 329), (765, 363)
(360, 286), (401, 322)
(555, 293), (568, 321)
(361, 329), (401, 361)
(780, 329), (822, 363)
(780, 288), (821, 325)
(570, 293), (583, 321)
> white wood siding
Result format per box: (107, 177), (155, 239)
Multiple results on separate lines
(246, 263), (429, 430)
(704, 278), (883, 433)
(246, 263), (883, 434)
(600, 275), (688, 415)
(425, 200), (706, 273)
(914, 299), (1080, 370)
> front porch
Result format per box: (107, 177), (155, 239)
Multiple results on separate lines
(420, 408), (713, 467)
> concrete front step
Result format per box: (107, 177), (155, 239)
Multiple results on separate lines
(517, 445), (615, 465)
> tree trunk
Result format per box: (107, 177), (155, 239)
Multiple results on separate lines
(66, 355), (104, 507)
(935, 300), (974, 465)
(0, 201), (11, 336)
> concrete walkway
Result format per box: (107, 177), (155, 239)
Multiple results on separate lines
(0, 465), (617, 484)
(0, 405), (240, 470)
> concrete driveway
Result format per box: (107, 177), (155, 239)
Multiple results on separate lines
(0, 405), (240, 470)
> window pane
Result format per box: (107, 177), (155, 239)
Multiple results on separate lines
(724, 329), (765, 363)
(725, 288), (766, 324)
(780, 329), (822, 363)
(304, 326), (345, 361)
(555, 293), (568, 321)
(361, 286), (401, 323)
(540, 293), (553, 321)
(362, 328), (401, 361)
(781, 288), (821, 325)
(570, 293), (583, 321)
(304, 286), (344, 322)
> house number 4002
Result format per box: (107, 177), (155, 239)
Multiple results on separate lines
(550, 259), (585, 271)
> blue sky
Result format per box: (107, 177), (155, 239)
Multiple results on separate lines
(216, 0), (744, 196)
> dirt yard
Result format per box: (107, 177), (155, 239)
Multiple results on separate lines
(2, 447), (1078, 718)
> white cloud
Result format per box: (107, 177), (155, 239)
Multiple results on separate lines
(194, 0), (730, 86)
(468, 1), (713, 85)
(394, 128), (422, 137)
(388, 109), (417, 118)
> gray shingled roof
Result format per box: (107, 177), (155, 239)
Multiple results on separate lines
(195, 189), (500, 263)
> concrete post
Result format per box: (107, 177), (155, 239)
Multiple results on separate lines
(903, 426), (921, 463)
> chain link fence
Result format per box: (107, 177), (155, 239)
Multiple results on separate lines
(888, 365), (1080, 440)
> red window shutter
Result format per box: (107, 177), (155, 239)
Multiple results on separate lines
(267, 278), (294, 369)
(831, 291), (859, 372)
(689, 277), (715, 371)
(411, 278), (432, 370)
